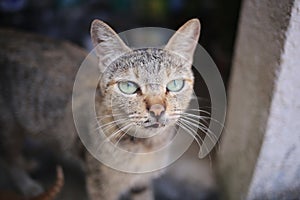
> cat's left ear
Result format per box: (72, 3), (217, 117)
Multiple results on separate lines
(165, 19), (200, 64)
(91, 19), (131, 72)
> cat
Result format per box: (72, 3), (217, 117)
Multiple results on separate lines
(0, 18), (200, 200)
(85, 18), (200, 200)
(0, 29), (86, 198)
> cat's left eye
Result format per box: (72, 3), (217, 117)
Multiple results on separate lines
(166, 79), (185, 92)
(118, 81), (139, 94)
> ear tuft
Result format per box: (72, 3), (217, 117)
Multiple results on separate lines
(90, 19), (131, 72)
(165, 18), (201, 64)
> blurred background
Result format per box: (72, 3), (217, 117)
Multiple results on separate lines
(0, 0), (241, 85)
(0, 0), (242, 199)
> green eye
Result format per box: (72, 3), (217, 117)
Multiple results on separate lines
(118, 81), (139, 94)
(166, 79), (185, 92)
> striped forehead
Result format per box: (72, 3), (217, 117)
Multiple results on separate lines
(109, 49), (166, 74)
(105, 48), (189, 83)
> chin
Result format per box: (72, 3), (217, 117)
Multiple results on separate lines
(128, 126), (162, 138)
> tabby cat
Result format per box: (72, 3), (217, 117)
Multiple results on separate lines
(86, 18), (200, 200)
(0, 18), (200, 200)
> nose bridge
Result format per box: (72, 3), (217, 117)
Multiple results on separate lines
(145, 95), (165, 108)
(145, 83), (164, 96)
(144, 83), (166, 113)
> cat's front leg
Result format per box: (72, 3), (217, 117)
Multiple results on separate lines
(86, 153), (156, 200)
(86, 153), (130, 200)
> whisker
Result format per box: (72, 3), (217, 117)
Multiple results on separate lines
(100, 122), (120, 133)
(180, 113), (210, 126)
(176, 120), (211, 157)
(182, 114), (209, 126)
(180, 116), (221, 152)
(96, 122), (132, 152)
(183, 109), (211, 116)
(129, 113), (147, 118)
(180, 115), (219, 140)
(196, 116), (225, 129)
(170, 108), (211, 117)
(179, 118), (213, 145)
(114, 124), (134, 148)
(96, 113), (126, 120)
(96, 118), (129, 131)
(177, 120), (213, 164)
(181, 113), (225, 129)
(94, 114), (127, 128)
(93, 114), (120, 127)
(109, 123), (132, 142)
(180, 117), (218, 145)
(176, 121), (203, 152)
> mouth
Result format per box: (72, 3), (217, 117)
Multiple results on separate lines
(146, 123), (160, 128)
(144, 120), (163, 129)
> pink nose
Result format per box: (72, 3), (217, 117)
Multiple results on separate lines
(149, 104), (165, 118)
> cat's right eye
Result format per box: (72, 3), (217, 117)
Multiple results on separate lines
(166, 79), (185, 92)
(118, 81), (139, 94)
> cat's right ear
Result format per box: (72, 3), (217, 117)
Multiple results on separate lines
(165, 19), (200, 65)
(91, 20), (131, 72)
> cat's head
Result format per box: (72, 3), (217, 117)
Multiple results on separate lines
(91, 19), (200, 137)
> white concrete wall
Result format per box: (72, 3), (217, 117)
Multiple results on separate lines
(216, 0), (298, 199)
(247, 0), (300, 199)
